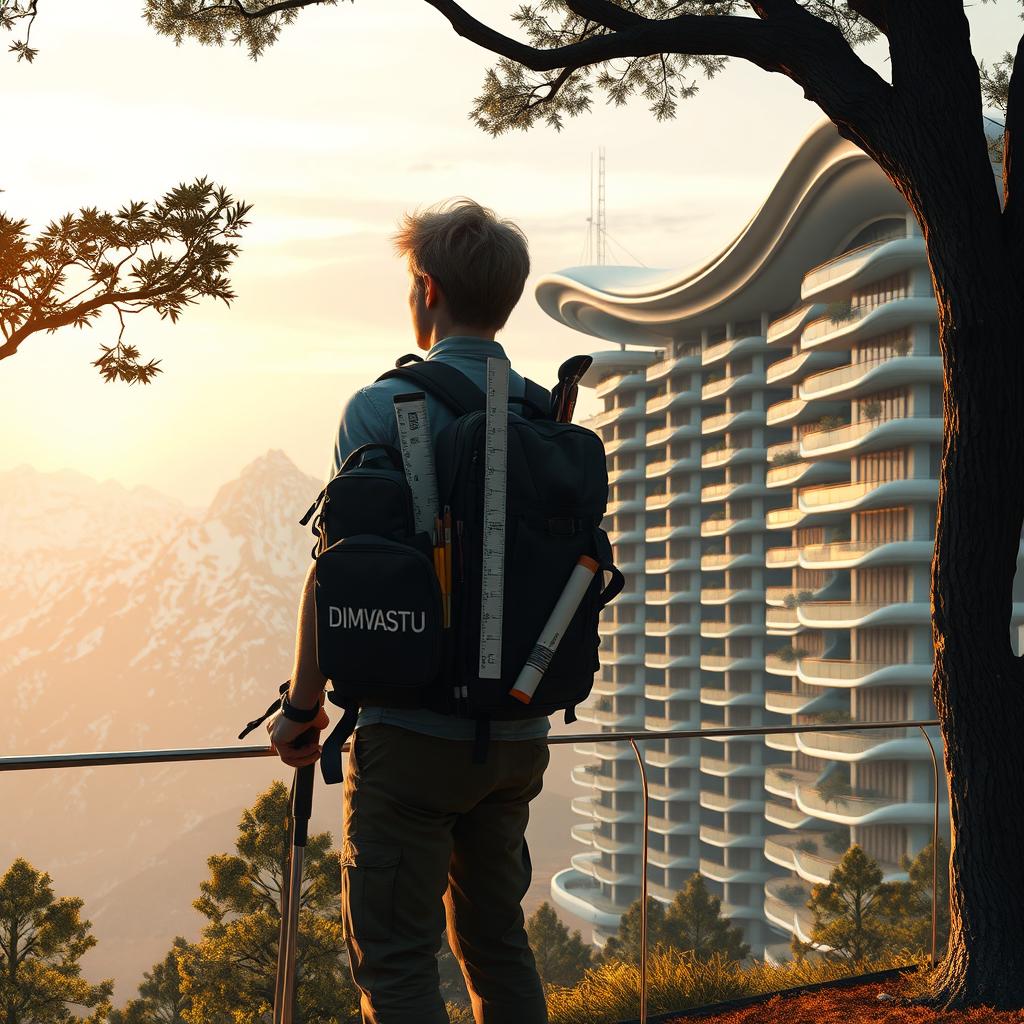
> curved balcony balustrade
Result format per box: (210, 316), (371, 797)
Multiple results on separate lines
(701, 370), (767, 401)
(646, 487), (702, 512)
(701, 407), (766, 436)
(645, 522), (700, 543)
(595, 370), (648, 399)
(570, 793), (644, 825)
(701, 550), (763, 571)
(646, 588), (701, 607)
(800, 233), (925, 299)
(766, 457), (847, 489)
(604, 433), (646, 456)
(647, 848), (696, 871)
(576, 704), (644, 729)
(644, 620), (700, 641)
(604, 495), (645, 516)
(700, 687), (764, 707)
(765, 579), (834, 607)
(800, 354), (941, 401)
(645, 681), (702, 702)
(767, 395), (843, 427)
(799, 538), (933, 570)
(647, 815), (701, 837)
(765, 831), (904, 886)
(647, 388), (701, 416)
(699, 586), (763, 606)
(797, 657), (933, 690)
(793, 783), (939, 827)
(764, 732), (798, 752)
(765, 545), (800, 568)
(700, 619), (763, 639)
(701, 444), (763, 469)
(764, 653), (798, 676)
(645, 421), (701, 448)
(699, 653), (762, 673)
(644, 712), (701, 733)
(765, 606), (801, 635)
(647, 780), (701, 802)
(699, 790), (764, 814)
(644, 651), (701, 671)
(591, 829), (642, 856)
(607, 464), (645, 485)
(764, 765), (820, 799)
(701, 515), (764, 538)
(571, 764), (638, 791)
(646, 348), (703, 383)
(700, 479), (767, 503)
(765, 505), (810, 531)
(766, 303), (826, 346)
(574, 740), (637, 762)
(766, 348), (846, 385)
(699, 755), (764, 778)
(700, 720), (768, 744)
(645, 744), (700, 769)
(799, 415), (942, 458)
(551, 868), (624, 929)
(592, 677), (644, 701)
(795, 724), (939, 762)
(763, 876), (816, 941)
(597, 619), (644, 637)
(797, 477), (938, 514)
(800, 295), (936, 352)
(699, 857), (769, 885)
(765, 800), (817, 829)
(703, 333), (769, 365)
(645, 554), (701, 576)
(797, 599), (930, 629)
(764, 688), (844, 716)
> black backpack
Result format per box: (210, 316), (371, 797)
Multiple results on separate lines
(298, 356), (624, 783)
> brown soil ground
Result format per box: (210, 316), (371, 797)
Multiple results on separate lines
(667, 976), (1024, 1023)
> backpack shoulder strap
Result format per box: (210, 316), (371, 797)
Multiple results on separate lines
(520, 377), (552, 420)
(376, 361), (486, 417)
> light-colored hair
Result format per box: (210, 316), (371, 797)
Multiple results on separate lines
(392, 197), (530, 331)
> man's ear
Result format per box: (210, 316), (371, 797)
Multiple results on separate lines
(422, 272), (442, 309)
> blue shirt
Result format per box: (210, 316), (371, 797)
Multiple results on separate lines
(329, 335), (550, 740)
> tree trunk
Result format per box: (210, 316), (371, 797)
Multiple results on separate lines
(921, 229), (1024, 1008)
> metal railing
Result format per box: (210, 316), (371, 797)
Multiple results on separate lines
(0, 718), (944, 1024)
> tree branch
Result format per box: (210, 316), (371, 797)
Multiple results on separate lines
(564, 0), (648, 31)
(845, 0), (887, 35)
(427, 0), (890, 133)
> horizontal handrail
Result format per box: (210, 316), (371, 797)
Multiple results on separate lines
(0, 719), (940, 772)
(2, 716), (944, 1024)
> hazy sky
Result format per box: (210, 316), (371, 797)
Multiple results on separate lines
(1, 1), (1018, 506)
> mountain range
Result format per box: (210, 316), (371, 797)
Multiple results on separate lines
(0, 454), (581, 1000)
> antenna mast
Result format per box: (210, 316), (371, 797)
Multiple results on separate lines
(596, 146), (606, 266)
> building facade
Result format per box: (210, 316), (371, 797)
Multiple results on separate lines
(538, 119), (1021, 957)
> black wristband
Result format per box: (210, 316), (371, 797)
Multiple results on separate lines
(280, 691), (321, 723)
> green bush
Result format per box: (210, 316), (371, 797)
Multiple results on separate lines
(824, 829), (850, 854)
(768, 448), (801, 466)
(795, 838), (819, 854)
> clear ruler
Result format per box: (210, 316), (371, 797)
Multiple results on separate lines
(479, 357), (510, 678)
(393, 392), (440, 535)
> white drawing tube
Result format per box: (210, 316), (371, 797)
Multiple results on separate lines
(510, 555), (600, 704)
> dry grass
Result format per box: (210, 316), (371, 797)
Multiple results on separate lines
(670, 972), (1024, 1023)
(541, 949), (926, 1024)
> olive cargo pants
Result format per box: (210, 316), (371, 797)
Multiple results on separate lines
(340, 723), (551, 1024)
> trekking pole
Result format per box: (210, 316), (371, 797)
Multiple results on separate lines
(274, 735), (316, 1024)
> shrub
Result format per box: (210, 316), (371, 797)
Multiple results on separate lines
(892, 335), (913, 356)
(825, 300), (856, 322)
(824, 829), (850, 854)
(768, 448), (801, 466)
(796, 838), (819, 854)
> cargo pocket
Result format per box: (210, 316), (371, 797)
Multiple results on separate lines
(341, 840), (402, 943)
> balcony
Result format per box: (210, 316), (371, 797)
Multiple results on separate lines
(699, 755), (763, 778)
(800, 354), (941, 400)
(700, 619), (762, 639)
(701, 370), (766, 401)
(797, 477), (938, 514)
(645, 487), (701, 511)
(699, 653), (761, 672)
(646, 347), (702, 382)
(798, 657), (934, 689)
(799, 415), (942, 458)
(595, 370), (647, 398)
(765, 831), (904, 886)
(765, 545), (800, 567)
(699, 856), (769, 884)
(766, 303), (824, 345)
(794, 781), (937, 826)
(644, 521), (699, 543)
(701, 550), (762, 571)
(797, 599), (930, 629)
(646, 388), (699, 415)
(800, 233), (924, 298)
(796, 725), (938, 762)
(701, 408), (766, 435)
(764, 688), (844, 716)
(703, 333), (768, 365)
(764, 766), (820, 799)
(645, 421), (700, 447)
(699, 586), (761, 605)
(700, 515), (762, 538)
(765, 800), (817, 829)
(800, 538), (934, 570)
(766, 348), (846, 385)
(699, 790), (763, 813)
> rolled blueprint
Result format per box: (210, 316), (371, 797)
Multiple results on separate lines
(510, 555), (600, 704)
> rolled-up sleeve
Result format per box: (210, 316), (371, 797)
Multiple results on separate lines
(330, 386), (397, 480)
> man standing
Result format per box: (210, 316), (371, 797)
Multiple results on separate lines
(269, 199), (551, 1024)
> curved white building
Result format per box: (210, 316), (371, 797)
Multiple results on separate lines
(541, 118), (1020, 956)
